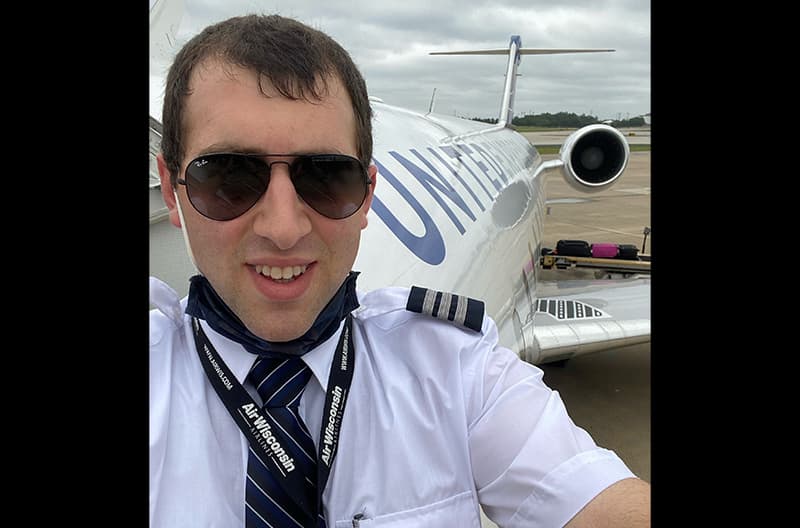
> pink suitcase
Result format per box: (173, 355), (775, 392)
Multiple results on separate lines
(591, 243), (619, 258)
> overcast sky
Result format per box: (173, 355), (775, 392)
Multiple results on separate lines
(150, 0), (650, 122)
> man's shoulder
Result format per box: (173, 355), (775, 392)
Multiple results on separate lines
(150, 276), (187, 346)
(353, 286), (499, 395)
(356, 285), (487, 335)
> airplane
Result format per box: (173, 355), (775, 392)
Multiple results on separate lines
(148, 4), (650, 366)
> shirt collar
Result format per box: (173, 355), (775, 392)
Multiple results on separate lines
(200, 317), (345, 390)
(300, 318), (345, 392)
(199, 319), (259, 383)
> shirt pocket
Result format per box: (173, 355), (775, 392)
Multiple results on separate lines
(333, 491), (480, 528)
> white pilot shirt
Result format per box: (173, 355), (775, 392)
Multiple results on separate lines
(150, 276), (635, 527)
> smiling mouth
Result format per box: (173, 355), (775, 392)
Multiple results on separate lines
(254, 264), (309, 282)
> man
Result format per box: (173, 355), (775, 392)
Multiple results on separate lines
(150, 14), (650, 527)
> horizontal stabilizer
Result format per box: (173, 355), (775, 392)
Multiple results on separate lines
(430, 39), (615, 128)
(430, 48), (614, 56)
(526, 277), (650, 364)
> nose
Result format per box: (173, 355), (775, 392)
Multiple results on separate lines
(250, 163), (312, 250)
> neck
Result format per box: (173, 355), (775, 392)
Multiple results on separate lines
(185, 271), (360, 358)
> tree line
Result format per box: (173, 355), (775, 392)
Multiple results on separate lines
(470, 111), (648, 128)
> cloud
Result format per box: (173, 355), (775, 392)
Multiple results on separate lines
(151, 0), (650, 120)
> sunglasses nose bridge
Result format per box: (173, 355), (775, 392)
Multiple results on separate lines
(263, 159), (298, 188)
(255, 158), (306, 214)
(265, 159), (292, 171)
(251, 162), (312, 249)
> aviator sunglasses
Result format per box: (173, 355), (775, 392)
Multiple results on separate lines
(177, 152), (372, 221)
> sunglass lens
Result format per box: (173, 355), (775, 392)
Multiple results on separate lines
(292, 156), (367, 219)
(185, 155), (268, 220)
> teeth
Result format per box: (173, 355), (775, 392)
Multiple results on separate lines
(255, 264), (308, 280)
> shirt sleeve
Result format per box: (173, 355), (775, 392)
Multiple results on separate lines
(466, 322), (635, 527)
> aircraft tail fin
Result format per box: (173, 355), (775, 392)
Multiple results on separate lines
(431, 37), (614, 126)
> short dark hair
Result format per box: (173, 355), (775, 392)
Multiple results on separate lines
(159, 14), (373, 187)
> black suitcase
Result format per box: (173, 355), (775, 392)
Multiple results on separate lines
(556, 239), (592, 257)
(616, 244), (639, 260)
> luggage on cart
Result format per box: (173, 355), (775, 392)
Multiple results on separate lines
(591, 243), (619, 258)
(617, 244), (639, 260)
(555, 239), (592, 257)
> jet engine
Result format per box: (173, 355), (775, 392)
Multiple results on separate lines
(558, 124), (630, 193)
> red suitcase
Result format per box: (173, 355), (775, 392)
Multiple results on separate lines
(591, 243), (619, 258)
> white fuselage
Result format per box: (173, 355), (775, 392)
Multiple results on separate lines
(354, 101), (545, 357)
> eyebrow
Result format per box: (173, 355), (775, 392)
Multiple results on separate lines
(193, 144), (348, 158)
(194, 143), (251, 157)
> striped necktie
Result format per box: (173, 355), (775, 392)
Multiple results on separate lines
(245, 357), (324, 528)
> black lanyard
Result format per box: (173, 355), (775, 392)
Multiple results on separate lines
(190, 314), (355, 523)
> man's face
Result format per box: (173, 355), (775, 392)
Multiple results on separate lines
(159, 59), (376, 342)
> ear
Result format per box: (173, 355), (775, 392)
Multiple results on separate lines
(157, 153), (182, 228)
(360, 163), (378, 229)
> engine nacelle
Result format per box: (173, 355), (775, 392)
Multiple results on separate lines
(558, 124), (630, 193)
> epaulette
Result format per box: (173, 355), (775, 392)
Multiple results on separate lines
(405, 286), (485, 333)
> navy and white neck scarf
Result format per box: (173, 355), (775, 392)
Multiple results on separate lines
(185, 271), (360, 359)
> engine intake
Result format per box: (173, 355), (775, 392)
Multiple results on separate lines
(559, 124), (630, 193)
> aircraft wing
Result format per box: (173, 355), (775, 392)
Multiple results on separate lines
(522, 275), (650, 365)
